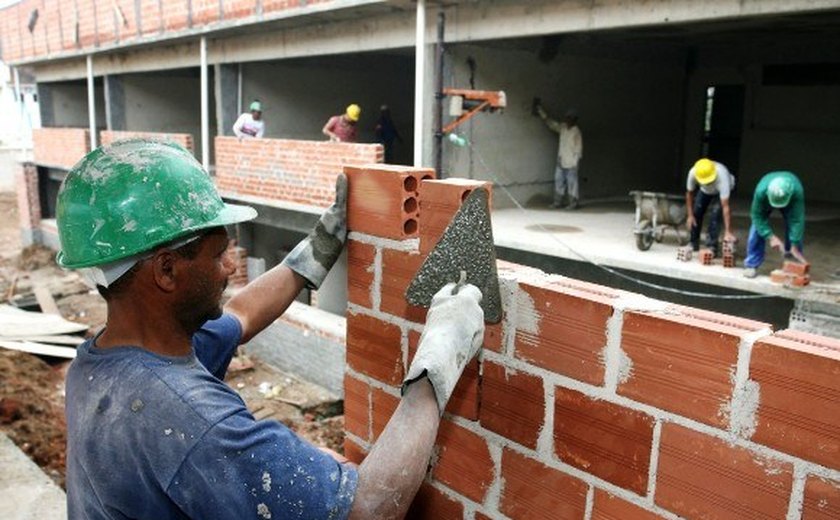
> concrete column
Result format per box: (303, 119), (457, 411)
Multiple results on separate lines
(16, 162), (41, 247)
(103, 75), (126, 131)
(36, 83), (54, 127)
(200, 37), (209, 170)
(413, 0), (426, 167)
(86, 55), (97, 149)
(214, 63), (239, 137)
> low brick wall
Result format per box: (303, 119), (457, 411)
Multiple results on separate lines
(32, 128), (90, 170)
(343, 166), (840, 519)
(215, 136), (383, 208)
(100, 131), (194, 152)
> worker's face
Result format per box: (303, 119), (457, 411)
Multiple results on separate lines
(174, 228), (236, 331)
(251, 110), (262, 121)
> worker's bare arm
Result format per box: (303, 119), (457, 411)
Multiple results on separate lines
(685, 191), (695, 229)
(224, 265), (306, 343)
(721, 198), (735, 241)
(348, 377), (440, 520)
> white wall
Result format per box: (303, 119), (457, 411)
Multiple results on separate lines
(241, 53), (416, 165)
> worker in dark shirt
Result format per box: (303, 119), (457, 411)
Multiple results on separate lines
(743, 170), (807, 278)
(58, 139), (484, 519)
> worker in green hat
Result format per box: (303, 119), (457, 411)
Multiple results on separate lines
(232, 99), (265, 138)
(743, 171), (807, 278)
(59, 139), (485, 519)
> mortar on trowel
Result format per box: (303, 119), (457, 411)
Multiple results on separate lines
(405, 187), (503, 324)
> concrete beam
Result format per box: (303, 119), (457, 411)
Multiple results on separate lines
(222, 195), (320, 234)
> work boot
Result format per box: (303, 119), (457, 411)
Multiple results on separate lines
(568, 198), (579, 210)
(743, 267), (757, 279)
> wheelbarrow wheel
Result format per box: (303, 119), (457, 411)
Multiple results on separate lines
(635, 220), (654, 251)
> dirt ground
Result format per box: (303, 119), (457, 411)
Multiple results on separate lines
(0, 191), (344, 489)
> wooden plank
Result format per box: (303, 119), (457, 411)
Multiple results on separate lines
(0, 335), (85, 346)
(0, 340), (77, 359)
(33, 284), (61, 316)
(0, 305), (88, 336)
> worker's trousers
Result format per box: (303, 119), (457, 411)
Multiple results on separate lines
(744, 207), (802, 268)
(554, 164), (579, 204)
(690, 191), (722, 252)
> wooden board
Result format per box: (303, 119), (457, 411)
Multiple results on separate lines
(0, 305), (88, 337)
(33, 284), (62, 316)
(0, 340), (77, 359)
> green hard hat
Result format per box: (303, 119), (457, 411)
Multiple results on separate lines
(767, 175), (794, 208)
(249, 100), (262, 112)
(56, 139), (257, 269)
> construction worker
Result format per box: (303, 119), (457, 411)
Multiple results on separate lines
(374, 104), (403, 163)
(58, 139), (484, 519)
(232, 100), (265, 139)
(743, 170), (807, 278)
(323, 104), (361, 143)
(685, 158), (736, 255)
(535, 101), (583, 209)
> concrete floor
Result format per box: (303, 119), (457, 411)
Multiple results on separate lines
(0, 433), (66, 520)
(491, 197), (840, 305)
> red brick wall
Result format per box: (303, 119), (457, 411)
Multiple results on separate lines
(32, 128), (91, 170)
(215, 136), (384, 209)
(0, 0), (343, 63)
(100, 130), (194, 153)
(344, 166), (840, 519)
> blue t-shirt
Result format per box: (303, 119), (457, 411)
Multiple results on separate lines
(65, 314), (358, 519)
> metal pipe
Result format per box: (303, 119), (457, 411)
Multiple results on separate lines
(200, 36), (209, 171)
(86, 55), (96, 149)
(433, 10), (445, 178)
(413, 0), (425, 167)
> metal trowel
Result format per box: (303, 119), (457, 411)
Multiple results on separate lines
(405, 188), (502, 323)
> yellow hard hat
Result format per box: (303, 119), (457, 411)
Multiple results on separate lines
(346, 104), (361, 122)
(693, 158), (717, 185)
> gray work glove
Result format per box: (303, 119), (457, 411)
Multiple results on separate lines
(402, 282), (485, 413)
(282, 174), (347, 289)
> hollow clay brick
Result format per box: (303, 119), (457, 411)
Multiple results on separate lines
(618, 308), (769, 428)
(408, 330), (479, 420)
(554, 387), (654, 495)
(655, 423), (793, 520)
(783, 260), (810, 276)
(591, 489), (667, 520)
(380, 248), (428, 323)
(431, 419), (494, 503)
(371, 387), (400, 440)
(499, 448), (588, 520)
(479, 361), (545, 449)
(343, 374), (369, 441)
(749, 330), (840, 468)
(676, 246), (693, 262)
(802, 476), (840, 520)
(699, 248), (714, 265)
(770, 269), (795, 284)
(514, 278), (617, 385)
(347, 240), (376, 309)
(405, 482), (465, 520)
(346, 165), (434, 240)
(483, 321), (504, 352)
(346, 312), (404, 385)
(343, 438), (367, 465)
(418, 178), (492, 255)
(791, 273), (811, 287)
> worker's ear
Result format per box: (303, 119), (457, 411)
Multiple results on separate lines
(150, 249), (180, 293)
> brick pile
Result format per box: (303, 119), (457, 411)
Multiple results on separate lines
(343, 165), (840, 519)
(215, 136), (384, 209)
(0, 0), (342, 63)
(771, 260), (811, 287)
(100, 131), (194, 153)
(32, 128), (91, 170)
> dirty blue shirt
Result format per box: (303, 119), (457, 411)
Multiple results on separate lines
(65, 314), (358, 520)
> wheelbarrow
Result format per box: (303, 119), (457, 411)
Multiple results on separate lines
(629, 191), (689, 251)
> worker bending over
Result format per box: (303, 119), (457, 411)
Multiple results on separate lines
(232, 100), (265, 139)
(743, 170), (807, 278)
(323, 104), (361, 143)
(685, 158), (736, 255)
(59, 139), (484, 519)
(535, 101), (583, 209)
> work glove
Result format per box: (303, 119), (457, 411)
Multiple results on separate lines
(402, 282), (485, 413)
(282, 174), (347, 289)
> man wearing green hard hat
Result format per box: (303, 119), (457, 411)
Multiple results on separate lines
(232, 99), (265, 139)
(59, 139), (485, 519)
(743, 170), (807, 278)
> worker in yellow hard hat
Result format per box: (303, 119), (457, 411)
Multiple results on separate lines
(322, 103), (361, 143)
(685, 158), (736, 255)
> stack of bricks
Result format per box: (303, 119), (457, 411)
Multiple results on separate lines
(100, 131), (195, 153)
(676, 246), (692, 262)
(722, 240), (736, 268)
(32, 128), (91, 170)
(215, 136), (384, 209)
(698, 248), (714, 266)
(771, 261), (811, 287)
(343, 164), (840, 519)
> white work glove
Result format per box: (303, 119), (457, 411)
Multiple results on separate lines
(282, 174), (347, 289)
(402, 282), (485, 413)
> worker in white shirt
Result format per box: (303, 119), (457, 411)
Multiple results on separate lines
(535, 101), (583, 209)
(233, 101), (265, 139)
